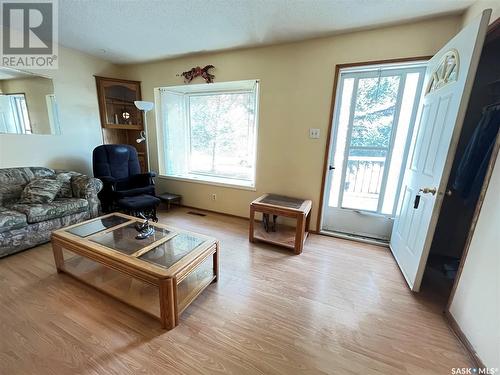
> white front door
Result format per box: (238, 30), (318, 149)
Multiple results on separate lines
(321, 64), (426, 240)
(390, 10), (491, 291)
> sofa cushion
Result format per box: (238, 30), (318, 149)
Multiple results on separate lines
(0, 184), (25, 206)
(8, 198), (89, 224)
(19, 178), (62, 204)
(0, 207), (27, 233)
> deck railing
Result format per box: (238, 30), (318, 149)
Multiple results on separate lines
(344, 156), (385, 196)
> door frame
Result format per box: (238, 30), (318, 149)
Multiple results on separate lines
(444, 17), (500, 369)
(446, 15), (500, 311)
(317, 56), (432, 233)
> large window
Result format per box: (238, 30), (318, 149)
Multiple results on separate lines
(157, 80), (259, 188)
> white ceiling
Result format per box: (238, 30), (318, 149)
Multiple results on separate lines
(59, 0), (474, 64)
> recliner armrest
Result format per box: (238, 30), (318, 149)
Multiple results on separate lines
(97, 175), (118, 192)
(135, 172), (157, 178)
(98, 176), (116, 184)
(129, 172), (157, 187)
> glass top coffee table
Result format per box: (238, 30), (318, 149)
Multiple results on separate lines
(51, 213), (219, 329)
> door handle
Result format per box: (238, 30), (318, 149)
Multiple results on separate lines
(328, 165), (335, 171)
(419, 187), (437, 195)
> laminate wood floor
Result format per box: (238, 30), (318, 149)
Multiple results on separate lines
(0, 208), (470, 375)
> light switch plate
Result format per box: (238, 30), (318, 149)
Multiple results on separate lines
(309, 128), (320, 139)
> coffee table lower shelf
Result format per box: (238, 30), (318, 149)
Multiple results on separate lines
(52, 237), (218, 330)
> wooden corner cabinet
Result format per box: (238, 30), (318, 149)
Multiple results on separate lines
(95, 76), (148, 172)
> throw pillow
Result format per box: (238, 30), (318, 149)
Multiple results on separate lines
(19, 178), (63, 204)
(53, 172), (76, 198)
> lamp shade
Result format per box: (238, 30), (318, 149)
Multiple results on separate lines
(134, 100), (154, 112)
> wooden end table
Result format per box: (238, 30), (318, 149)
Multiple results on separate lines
(249, 194), (312, 254)
(157, 192), (182, 211)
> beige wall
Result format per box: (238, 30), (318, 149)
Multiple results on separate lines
(449, 152), (500, 369)
(121, 15), (461, 227)
(462, 0), (500, 26)
(1, 76), (54, 134)
(0, 47), (120, 175)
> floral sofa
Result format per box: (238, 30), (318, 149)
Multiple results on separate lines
(0, 167), (103, 258)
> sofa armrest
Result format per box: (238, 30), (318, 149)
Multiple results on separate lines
(71, 175), (103, 218)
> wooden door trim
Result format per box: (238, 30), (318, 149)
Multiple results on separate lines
(316, 56), (432, 232)
(446, 130), (500, 309)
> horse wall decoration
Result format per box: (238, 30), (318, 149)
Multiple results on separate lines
(178, 65), (215, 83)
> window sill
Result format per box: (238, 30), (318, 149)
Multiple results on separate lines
(158, 174), (256, 191)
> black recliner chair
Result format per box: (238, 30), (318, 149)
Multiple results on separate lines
(92, 144), (157, 213)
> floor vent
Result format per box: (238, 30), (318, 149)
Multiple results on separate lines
(187, 211), (207, 217)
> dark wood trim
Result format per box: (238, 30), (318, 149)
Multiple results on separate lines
(316, 55), (432, 232)
(485, 16), (500, 43)
(445, 310), (485, 369)
(334, 56), (433, 70)
(93, 75), (142, 85)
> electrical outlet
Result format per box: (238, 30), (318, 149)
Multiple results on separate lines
(211, 193), (217, 200)
(309, 128), (320, 139)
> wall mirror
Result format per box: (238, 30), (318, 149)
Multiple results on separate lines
(0, 67), (61, 135)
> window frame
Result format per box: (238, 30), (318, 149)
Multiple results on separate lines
(156, 80), (260, 191)
(6, 93), (32, 134)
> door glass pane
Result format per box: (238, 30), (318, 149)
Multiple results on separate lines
(351, 76), (400, 148)
(341, 148), (387, 211)
(382, 73), (421, 214)
(328, 78), (354, 207)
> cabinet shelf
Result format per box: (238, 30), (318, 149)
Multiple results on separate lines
(103, 123), (143, 130)
(105, 99), (137, 106)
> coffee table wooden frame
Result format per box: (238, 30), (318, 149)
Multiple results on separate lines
(51, 212), (219, 330)
(249, 194), (312, 254)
